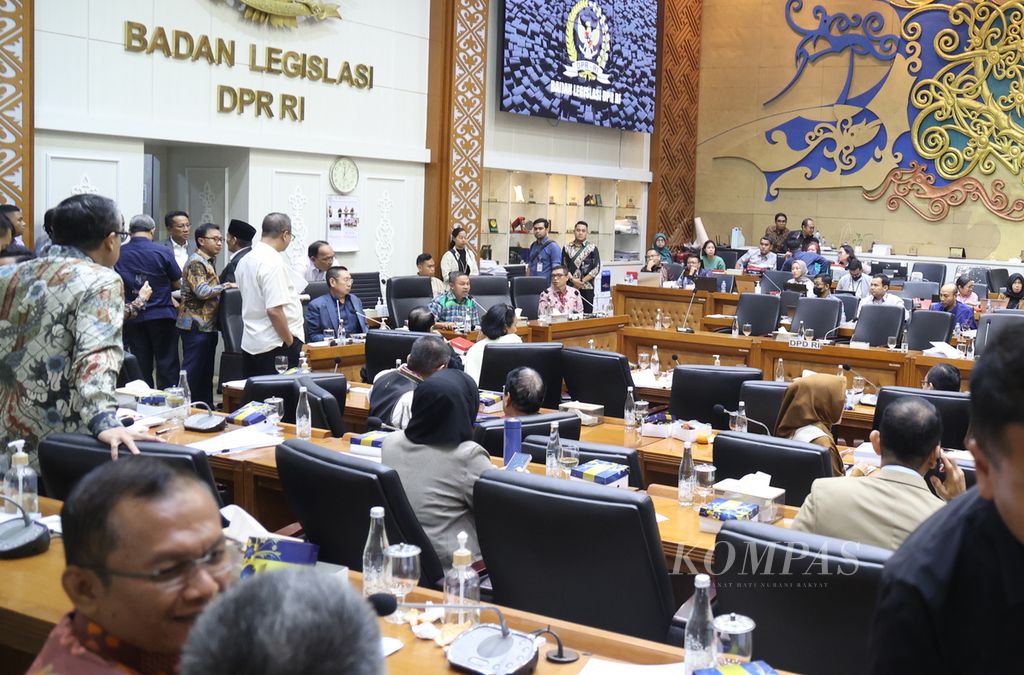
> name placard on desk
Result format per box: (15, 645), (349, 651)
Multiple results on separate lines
(788, 338), (824, 350)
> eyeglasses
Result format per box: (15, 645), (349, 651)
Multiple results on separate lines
(551, 272), (567, 278)
(198, 236), (223, 243)
(116, 230), (131, 244)
(92, 539), (238, 589)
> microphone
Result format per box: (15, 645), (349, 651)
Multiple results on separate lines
(333, 356), (341, 374)
(671, 353), (680, 369)
(678, 287), (698, 333)
(821, 324), (843, 341)
(712, 404), (772, 435)
(840, 364), (878, 393)
(356, 311), (390, 330)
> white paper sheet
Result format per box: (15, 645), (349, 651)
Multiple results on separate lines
(381, 637), (403, 657)
(578, 657), (685, 674)
(186, 427), (282, 455)
(923, 341), (964, 359)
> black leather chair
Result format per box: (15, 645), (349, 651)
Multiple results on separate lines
(975, 312), (1024, 357)
(703, 275), (734, 293)
(240, 373), (348, 423)
(912, 262), (946, 284)
(474, 470), (682, 644)
(511, 276), (548, 320)
(275, 440), (444, 587)
(293, 375), (347, 437)
(217, 288), (245, 391)
(717, 249), (741, 269)
(761, 270), (791, 294)
(713, 521), (891, 675)
(729, 293), (780, 336)
(117, 352), (145, 387)
(663, 262), (684, 282)
(302, 281), (329, 301)
(350, 271), (382, 308)
(478, 342), (563, 409)
(836, 294), (861, 324)
(871, 386), (970, 450)
(39, 433), (222, 505)
(472, 412), (581, 457)
(973, 282), (989, 301)
(905, 310), (954, 351)
(386, 276), (434, 328)
(777, 290), (800, 318)
(669, 365), (762, 429)
(791, 296), (841, 339)
(738, 380), (789, 435)
(960, 266), (991, 288)
(468, 275), (512, 312)
(522, 435), (645, 488)
(850, 304), (904, 347)
(712, 431), (833, 505)
(989, 267), (1009, 294)
(899, 281), (939, 299)
(363, 330), (436, 383)
(560, 348), (634, 418)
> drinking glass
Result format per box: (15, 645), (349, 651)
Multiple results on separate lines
(728, 413), (738, 432)
(384, 544), (421, 624)
(274, 356), (289, 374)
(323, 328), (336, 343)
(852, 376), (865, 395)
(633, 400), (650, 428)
(164, 387), (187, 431)
(804, 328), (814, 340)
(558, 442), (580, 479)
(713, 613), (755, 665)
(742, 323), (752, 337)
(638, 352), (650, 372)
(264, 397), (285, 437)
(694, 463), (717, 510)
(887, 335), (898, 350)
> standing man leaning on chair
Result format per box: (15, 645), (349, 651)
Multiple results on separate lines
(177, 223), (236, 407)
(115, 214), (182, 389)
(300, 239), (335, 284)
(562, 220), (600, 310)
(528, 218), (562, 284)
(218, 219), (255, 286)
(236, 213), (305, 376)
(304, 265), (368, 342)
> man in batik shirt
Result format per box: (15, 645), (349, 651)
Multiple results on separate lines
(538, 265), (584, 315)
(0, 194), (158, 469)
(562, 220), (601, 310)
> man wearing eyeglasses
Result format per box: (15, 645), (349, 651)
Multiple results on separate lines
(0, 195), (162, 472)
(236, 213), (306, 376)
(177, 223), (237, 407)
(300, 239), (335, 283)
(30, 457), (235, 674)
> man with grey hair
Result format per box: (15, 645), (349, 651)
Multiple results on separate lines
(114, 212), (183, 388)
(236, 212), (306, 376)
(503, 366), (545, 417)
(370, 335), (451, 428)
(181, 568), (384, 675)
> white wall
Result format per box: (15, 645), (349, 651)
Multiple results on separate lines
(483, 3), (652, 182)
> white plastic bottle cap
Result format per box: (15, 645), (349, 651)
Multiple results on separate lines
(370, 506), (384, 518)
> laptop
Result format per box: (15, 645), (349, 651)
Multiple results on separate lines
(693, 276), (720, 293)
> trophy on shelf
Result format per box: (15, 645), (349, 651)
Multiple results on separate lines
(569, 195), (578, 206)
(584, 194), (595, 206)
(627, 196), (635, 208)
(528, 188), (536, 203)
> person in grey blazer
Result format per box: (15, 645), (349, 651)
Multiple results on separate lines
(792, 397), (965, 550)
(160, 210), (196, 273)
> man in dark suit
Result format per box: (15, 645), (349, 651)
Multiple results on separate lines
(219, 219), (255, 285)
(159, 210), (196, 273)
(304, 266), (368, 341)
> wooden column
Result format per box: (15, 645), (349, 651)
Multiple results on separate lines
(648, 0), (703, 250)
(0, 0), (33, 247)
(424, 0), (490, 260)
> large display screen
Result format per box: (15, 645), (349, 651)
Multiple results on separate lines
(499, 0), (659, 134)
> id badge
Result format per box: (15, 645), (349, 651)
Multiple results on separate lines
(536, 261), (544, 273)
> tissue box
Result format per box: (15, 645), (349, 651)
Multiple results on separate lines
(349, 430), (392, 449)
(693, 662), (779, 674)
(698, 498), (760, 533)
(226, 401), (273, 426)
(559, 401), (604, 424)
(479, 390), (504, 413)
(240, 536), (319, 579)
(713, 478), (785, 523)
(570, 459), (629, 488)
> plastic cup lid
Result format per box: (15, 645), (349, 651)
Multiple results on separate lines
(384, 543), (421, 558)
(713, 612), (755, 634)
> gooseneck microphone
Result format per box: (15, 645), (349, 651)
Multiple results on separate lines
(355, 311), (391, 330)
(840, 364), (878, 392)
(712, 404), (773, 435)
(678, 288), (698, 333)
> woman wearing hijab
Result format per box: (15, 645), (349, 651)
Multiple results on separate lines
(652, 232), (673, 264)
(380, 368), (493, 567)
(775, 374), (847, 476)
(1004, 273), (1024, 310)
(789, 259), (814, 297)
(440, 227), (479, 282)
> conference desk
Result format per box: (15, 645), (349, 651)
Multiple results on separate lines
(528, 314), (629, 351)
(613, 285), (708, 332)
(0, 503), (691, 673)
(302, 340), (367, 379)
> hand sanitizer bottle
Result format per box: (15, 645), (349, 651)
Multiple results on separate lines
(4, 440), (38, 519)
(444, 531), (480, 628)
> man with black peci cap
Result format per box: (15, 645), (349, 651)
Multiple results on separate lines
(219, 219), (256, 286)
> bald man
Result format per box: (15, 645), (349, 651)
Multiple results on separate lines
(932, 283), (976, 330)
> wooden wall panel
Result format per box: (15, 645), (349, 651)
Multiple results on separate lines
(0, 0), (32, 246)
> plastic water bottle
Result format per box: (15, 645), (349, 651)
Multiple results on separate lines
(545, 422), (562, 478)
(651, 345), (661, 376)
(797, 321), (805, 338)
(362, 506), (389, 597)
(684, 574), (715, 673)
(754, 280), (762, 294)
(177, 370), (191, 412)
(4, 440), (38, 519)
(502, 417), (522, 466)
(735, 401), (748, 433)
(444, 531), (481, 627)
(731, 316), (739, 337)
(296, 386), (312, 439)
(624, 386), (636, 429)
(775, 358), (785, 382)
(713, 354), (722, 367)
(375, 296), (389, 318)
(654, 308), (663, 330)
(678, 441), (695, 507)
(720, 280), (727, 293)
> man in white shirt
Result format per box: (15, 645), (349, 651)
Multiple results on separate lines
(836, 259), (870, 298)
(300, 240), (335, 283)
(160, 210), (195, 272)
(735, 236), (777, 272)
(857, 273), (908, 320)
(236, 213), (305, 376)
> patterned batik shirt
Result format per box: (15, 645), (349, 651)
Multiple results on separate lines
(176, 251), (225, 332)
(0, 245), (124, 469)
(538, 286), (584, 315)
(428, 291), (481, 327)
(562, 241), (601, 290)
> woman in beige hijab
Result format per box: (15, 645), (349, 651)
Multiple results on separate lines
(776, 373), (846, 476)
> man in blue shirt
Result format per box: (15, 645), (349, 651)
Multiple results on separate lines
(114, 214), (182, 388)
(932, 283), (977, 330)
(304, 266), (368, 341)
(528, 218), (562, 284)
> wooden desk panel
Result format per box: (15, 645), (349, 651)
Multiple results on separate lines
(908, 353), (973, 391)
(622, 328), (758, 369)
(613, 286), (708, 332)
(528, 315), (629, 351)
(758, 341), (909, 389)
